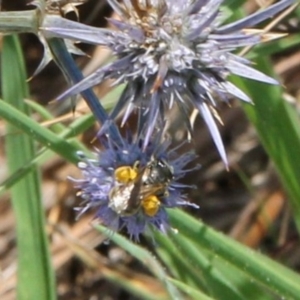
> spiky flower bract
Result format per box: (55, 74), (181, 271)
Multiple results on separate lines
(70, 129), (199, 241)
(44, 0), (293, 165)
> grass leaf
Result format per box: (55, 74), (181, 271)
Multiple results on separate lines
(169, 209), (300, 300)
(1, 35), (56, 300)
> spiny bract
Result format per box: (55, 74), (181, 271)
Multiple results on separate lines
(44, 0), (294, 165)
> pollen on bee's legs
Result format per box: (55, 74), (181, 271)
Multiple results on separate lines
(142, 195), (161, 217)
(114, 166), (138, 183)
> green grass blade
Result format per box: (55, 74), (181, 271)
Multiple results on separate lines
(228, 0), (300, 235)
(1, 35), (56, 300)
(0, 112), (92, 196)
(95, 225), (183, 300)
(156, 230), (275, 300)
(155, 231), (208, 292)
(0, 79), (122, 196)
(163, 233), (275, 300)
(247, 34), (300, 59)
(168, 278), (214, 300)
(0, 100), (83, 164)
(156, 233), (245, 300)
(169, 209), (300, 300)
(232, 56), (300, 233)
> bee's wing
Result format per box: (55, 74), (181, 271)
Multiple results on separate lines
(126, 165), (147, 209)
(139, 183), (166, 199)
(127, 166), (166, 209)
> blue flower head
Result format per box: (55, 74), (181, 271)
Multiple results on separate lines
(44, 0), (293, 166)
(70, 129), (199, 241)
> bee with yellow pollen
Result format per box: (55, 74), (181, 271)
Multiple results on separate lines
(109, 158), (173, 217)
(70, 129), (199, 241)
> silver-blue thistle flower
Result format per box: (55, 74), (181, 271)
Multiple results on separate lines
(70, 129), (199, 241)
(43, 0), (293, 165)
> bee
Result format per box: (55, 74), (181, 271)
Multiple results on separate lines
(109, 158), (174, 216)
(108, 180), (140, 216)
(143, 158), (174, 189)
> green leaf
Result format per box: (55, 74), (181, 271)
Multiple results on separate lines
(247, 34), (300, 59)
(0, 77), (125, 196)
(1, 35), (56, 300)
(95, 225), (183, 300)
(0, 100), (84, 164)
(233, 56), (300, 233)
(0, 112), (93, 196)
(228, 0), (300, 236)
(154, 232), (208, 292)
(168, 278), (214, 300)
(160, 234), (247, 300)
(156, 228), (276, 300)
(169, 209), (300, 300)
